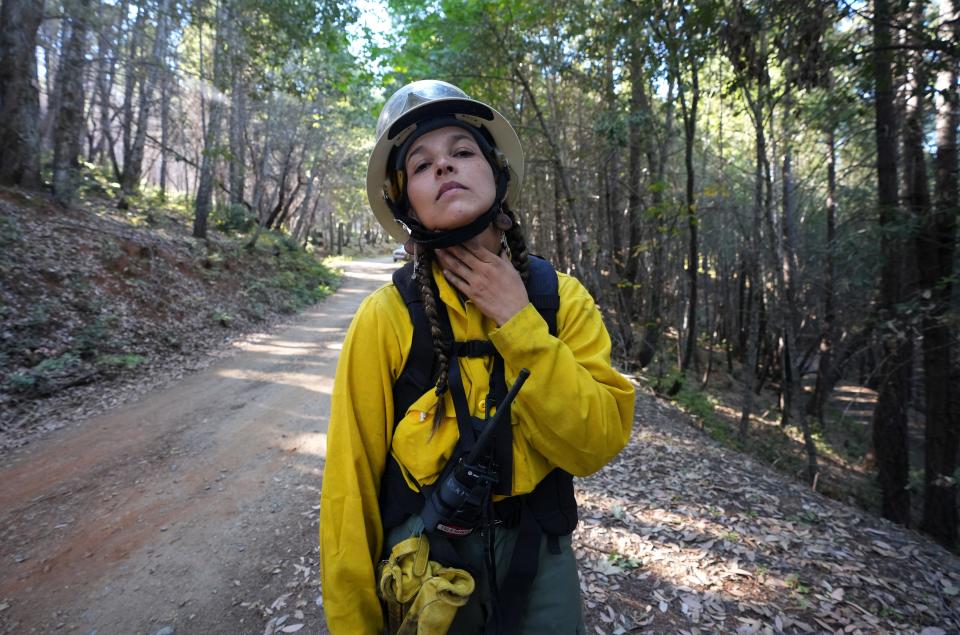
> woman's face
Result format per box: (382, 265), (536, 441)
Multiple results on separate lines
(404, 126), (497, 231)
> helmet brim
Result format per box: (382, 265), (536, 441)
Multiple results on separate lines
(366, 96), (524, 243)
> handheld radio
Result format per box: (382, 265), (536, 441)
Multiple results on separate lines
(420, 368), (531, 537)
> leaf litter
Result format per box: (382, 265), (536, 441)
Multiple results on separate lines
(574, 388), (960, 634)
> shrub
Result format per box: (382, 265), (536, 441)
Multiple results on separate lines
(4, 353), (84, 395)
(95, 354), (148, 369)
(75, 314), (120, 358)
(212, 310), (233, 327)
(212, 203), (257, 232)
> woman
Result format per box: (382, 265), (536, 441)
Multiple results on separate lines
(320, 80), (635, 634)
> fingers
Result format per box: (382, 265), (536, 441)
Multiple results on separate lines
(441, 265), (467, 292)
(458, 242), (496, 263)
(435, 249), (469, 280)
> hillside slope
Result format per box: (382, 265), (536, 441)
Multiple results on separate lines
(0, 187), (340, 451)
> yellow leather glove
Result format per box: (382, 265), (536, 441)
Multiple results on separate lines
(396, 563), (474, 635)
(380, 534), (432, 605)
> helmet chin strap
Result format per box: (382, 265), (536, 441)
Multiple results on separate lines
(403, 203), (499, 249)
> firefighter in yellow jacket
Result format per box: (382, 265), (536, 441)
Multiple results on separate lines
(319, 80), (635, 635)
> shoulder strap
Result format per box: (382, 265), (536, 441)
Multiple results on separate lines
(525, 255), (559, 335)
(391, 262), (450, 423)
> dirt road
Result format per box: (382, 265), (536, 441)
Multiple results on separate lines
(0, 258), (396, 635)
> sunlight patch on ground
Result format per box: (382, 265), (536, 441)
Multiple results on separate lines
(242, 340), (328, 357)
(216, 368), (334, 395)
(343, 268), (393, 283)
(281, 431), (327, 458)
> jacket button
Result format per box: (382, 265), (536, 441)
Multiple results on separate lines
(478, 400), (487, 412)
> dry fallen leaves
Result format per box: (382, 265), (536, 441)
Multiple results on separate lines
(574, 391), (960, 633)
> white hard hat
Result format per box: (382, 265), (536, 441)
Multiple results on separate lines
(366, 80), (524, 243)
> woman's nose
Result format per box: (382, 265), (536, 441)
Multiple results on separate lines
(434, 157), (454, 176)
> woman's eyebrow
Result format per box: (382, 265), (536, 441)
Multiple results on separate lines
(406, 133), (476, 166)
(447, 133), (473, 146)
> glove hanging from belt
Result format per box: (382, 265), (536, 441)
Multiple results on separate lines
(379, 534), (475, 635)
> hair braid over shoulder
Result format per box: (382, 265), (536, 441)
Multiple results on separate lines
(502, 205), (530, 283)
(414, 248), (449, 432)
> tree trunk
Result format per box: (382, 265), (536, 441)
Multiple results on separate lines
(38, 10), (64, 151)
(159, 60), (171, 197)
(638, 75), (675, 369)
(94, 1), (125, 180)
(739, 265), (761, 442)
(552, 167), (566, 271)
(871, 0), (911, 525)
(274, 166), (305, 231)
(292, 174), (316, 243)
(228, 67), (247, 205)
(119, 3), (145, 193)
(779, 68), (818, 482)
(738, 69), (767, 443)
(920, 0), (959, 547)
(810, 124), (839, 424)
(251, 102), (274, 221)
(623, 39), (643, 313)
(263, 143), (296, 229)
(122, 0), (174, 196)
(0, 0), (44, 187)
(52, 0), (91, 205)
(680, 57), (700, 374)
(193, 0), (227, 240)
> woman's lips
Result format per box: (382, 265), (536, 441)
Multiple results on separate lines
(436, 181), (466, 200)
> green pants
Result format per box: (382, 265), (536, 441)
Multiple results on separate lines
(384, 515), (587, 635)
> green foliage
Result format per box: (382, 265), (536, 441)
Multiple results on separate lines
(607, 551), (641, 570)
(0, 214), (21, 248)
(211, 310), (234, 327)
(77, 161), (121, 198)
(75, 314), (120, 358)
(4, 353), (83, 395)
(239, 234), (340, 316)
(96, 354), (148, 370)
(908, 468), (925, 494)
(791, 509), (823, 524)
(32, 353), (81, 375)
(241, 301), (269, 322)
(663, 369), (735, 447)
(6, 372), (36, 393)
(785, 574), (811, 595)
(212, 204), (258, 233)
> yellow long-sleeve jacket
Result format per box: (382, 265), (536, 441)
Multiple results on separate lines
(319, 262), (635, 634)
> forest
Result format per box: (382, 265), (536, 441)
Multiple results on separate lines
(0, 0), (957, 554)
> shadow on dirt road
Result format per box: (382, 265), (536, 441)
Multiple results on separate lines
(0, 258), (396, 635)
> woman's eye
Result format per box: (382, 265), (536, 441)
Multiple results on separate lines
(413, 162), (430, 174)
(454, 149), (474, 158)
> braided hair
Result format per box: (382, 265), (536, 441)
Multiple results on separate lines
(501, 205), (529, 283)
(417, 204), (532, 436)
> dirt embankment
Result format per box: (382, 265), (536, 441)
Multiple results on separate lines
(0, 188), (339, 451)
